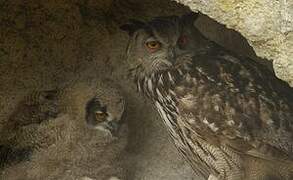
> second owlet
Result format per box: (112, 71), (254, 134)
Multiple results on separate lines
(85, 83), (125, 136)
(121, 13), (293, 180)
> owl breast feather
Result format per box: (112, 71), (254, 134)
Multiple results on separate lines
(137, 51), (293, 161)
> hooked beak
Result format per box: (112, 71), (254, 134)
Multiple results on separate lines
(105, 120), (120, 134)
(86, 120), (120, 137)
(169, 46), (192, 66)
(168, 48), (177, 65)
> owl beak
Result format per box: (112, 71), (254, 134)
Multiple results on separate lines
(168, 48), (177, 65)
(106, 121), (119, 133)
(106, 121), (120, 136)
(169, 48), (185, 65)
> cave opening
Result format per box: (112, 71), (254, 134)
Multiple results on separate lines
(0, 0), (291, 180)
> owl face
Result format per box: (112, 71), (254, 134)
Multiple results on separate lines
(121, 13), (201, 78)
(85, 97), (120, 134)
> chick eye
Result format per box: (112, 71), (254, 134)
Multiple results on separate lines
(145, 41), (161, 52)
(178, 35), (188, 48)
(95, 111), (107, 122)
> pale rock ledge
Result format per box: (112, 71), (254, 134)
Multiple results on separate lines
(175, 0), (293, 86)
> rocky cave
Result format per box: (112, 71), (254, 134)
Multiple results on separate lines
(0, 0), (292, 180)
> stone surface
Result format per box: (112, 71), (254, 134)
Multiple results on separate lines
(175, 0), (293, 86)
(0, 0), (197, 180)
(0, 0), (291, 180)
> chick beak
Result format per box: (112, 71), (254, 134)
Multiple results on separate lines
(105, 120), (120, 136)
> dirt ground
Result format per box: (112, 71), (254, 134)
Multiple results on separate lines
(0, 0), (269, 180)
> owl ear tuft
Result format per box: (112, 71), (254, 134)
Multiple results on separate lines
(120, 19), (146, 36)
(181, 12), (199, 25)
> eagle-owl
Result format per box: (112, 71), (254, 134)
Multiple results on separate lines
(85, 83), (125, 136)
(121, 13), (293, 180)
(0, 90), (60, 168)
(1, 90), (60, 148)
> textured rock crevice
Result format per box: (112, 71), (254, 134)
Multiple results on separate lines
(175, 0), (293, 86)
(0, 0), (291, 180)
(0, 1), (195, 179)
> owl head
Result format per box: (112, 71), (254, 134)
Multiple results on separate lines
(85, 96), (125, 135)
(121, 13), (205, 78)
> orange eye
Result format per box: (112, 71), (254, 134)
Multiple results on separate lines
(95, 111), (107, 122)
(145, 41), (161, 51)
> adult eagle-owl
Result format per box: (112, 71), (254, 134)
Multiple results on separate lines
(120, 13), (293, 180)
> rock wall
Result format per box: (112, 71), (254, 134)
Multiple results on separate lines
(0, 0), (291, 180)
(0, 1), (196, 180)
(176, 0), (293, 86)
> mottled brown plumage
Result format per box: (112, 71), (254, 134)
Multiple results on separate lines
(0, 90), (60, 169)
(121, 13), (293, 180)
(0, 90), (61, 150)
